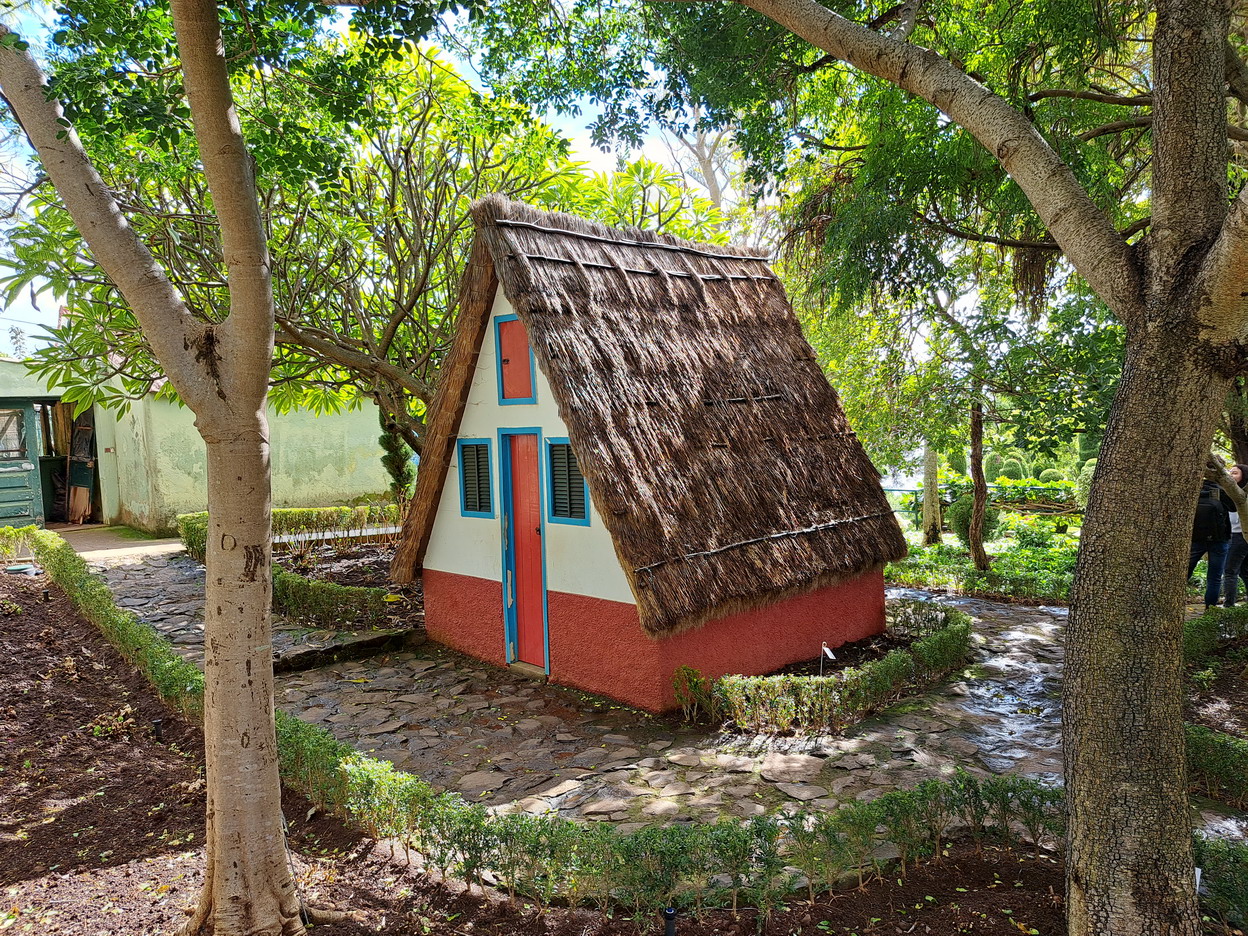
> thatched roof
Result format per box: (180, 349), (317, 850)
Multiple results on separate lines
(393, 195), (907, 637)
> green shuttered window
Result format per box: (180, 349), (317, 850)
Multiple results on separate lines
(548, 442), (588, 523)
(459, 441), (493, 517)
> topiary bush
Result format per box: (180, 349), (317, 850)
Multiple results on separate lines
(983, 452), (1004, 478)
(1038, 468), (1065, 483)
(946, 494), (1000, 547)
(999, 458), (1025, 480)
(946, 448), (967, 474)
(1076, 459), (1097, 508)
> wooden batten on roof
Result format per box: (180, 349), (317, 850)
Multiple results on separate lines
(391, 195), (908, 636)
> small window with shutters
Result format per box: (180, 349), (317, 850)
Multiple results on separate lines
(457, 439), (494, 518)
(546, 439), (589, 525)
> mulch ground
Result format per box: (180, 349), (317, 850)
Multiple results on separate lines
(1188, 636), (1248, 740)
(0, 572), (1072, 935)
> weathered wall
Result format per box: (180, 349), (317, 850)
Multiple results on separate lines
(95, 396), (389, 533)
(0, 359), (61, 399)
(423, 567), (887, 712)
(423, 287), (634, 603)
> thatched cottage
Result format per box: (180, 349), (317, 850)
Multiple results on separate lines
(391, 196), (907, 712)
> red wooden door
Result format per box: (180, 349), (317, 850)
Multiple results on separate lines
(498, 319), (534, 400)
(508, 434), (545, 666)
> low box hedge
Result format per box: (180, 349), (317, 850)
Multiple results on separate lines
(716, 602), (973, 734)
(176, 504), (402, 563)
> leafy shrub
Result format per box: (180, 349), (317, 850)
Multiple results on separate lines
(1193, 834), (1248, 927)
(1013, 516), (1056, 549)
(271, 566), (389, 628)
(176, 504), (402, 562)
(1000, 458), (1024, 480)
(1185, 724), (1248, 808)
(887, 541), (1077, 602)
(984, 453), (1004, 477)
(672, 665), (721, 724)
(1038, 468), (1065, 483)
(1076, 459), (1097, 508)
(946, 494), (1001, 548)
(946, 448), (967, 474)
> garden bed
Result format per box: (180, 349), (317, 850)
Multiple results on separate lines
(278, 541), (423, 605)
(1188, 635), (1248, 741)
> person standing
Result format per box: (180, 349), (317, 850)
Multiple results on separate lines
(1190, 477), (1234, 609)
(1222, 464), (1248, 606)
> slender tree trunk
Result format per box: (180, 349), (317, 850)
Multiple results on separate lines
(968, 394), (990, 570)
(921, 443), (942, 545)
(189, 423), (304, 936)
(1065, 330), (1225, 936)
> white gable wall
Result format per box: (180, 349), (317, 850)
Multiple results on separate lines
(424, 288), (636, 605)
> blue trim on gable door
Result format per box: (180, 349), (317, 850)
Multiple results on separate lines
(497, 426), (550, 674)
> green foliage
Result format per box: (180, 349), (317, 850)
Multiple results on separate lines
(271, 566), (389, 628)
(1184, 725), (1248, 808)
(946, 448), (968, 475)
(1076, 459), (1098, 509)
(1182, 606), (1248, 665)
(715, 610), (972, 733)
(177, 508), (394, 628)
(1013, 516), (1057, 549)
(938, 474), (1077, 510)
(999, 458), (1024, 480)
(1193, 835), (1248, 927)
(946, 494), (1001, 548)
(177, 505), (401, 563)
(1038, 468), (1065, 483)
(887, 541), (1078, 602)
(984, 453), (1004, 478)
(378, 410), (415, 501)
(672, 665), (720, 725)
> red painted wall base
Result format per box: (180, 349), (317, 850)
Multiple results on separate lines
(422, 568), (886, 712)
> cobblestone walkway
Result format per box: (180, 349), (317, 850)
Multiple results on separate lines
(93, 553), (1246, 838)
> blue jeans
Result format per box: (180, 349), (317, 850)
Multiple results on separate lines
(1190, 538), (1231, 608)
(1225, 533), (1248, 605)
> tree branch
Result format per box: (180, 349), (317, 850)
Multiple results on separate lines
(1197, 182), (1248, 336)
(1227, 40), (1248, 107)
(1205, 454), (1248, 518)
(171, 0), (275, 413)
(0, 24), (214, 410)
(1028, 89), (1153, 106)
(732, 0), (1144, 322)
(276, 318), (435, 403)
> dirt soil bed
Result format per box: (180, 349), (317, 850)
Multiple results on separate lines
(0, 572), (1074, 935)
(1188, 636), (1248, 740)
(776, 629), (925, 678)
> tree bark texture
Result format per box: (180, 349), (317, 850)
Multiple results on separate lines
(1224, 381), (1248, 466)
(968, 396), (990, 571)
(1064, 331), (1226, 936)
(0, 4), (297, 933)
(921, 443), (942, 545)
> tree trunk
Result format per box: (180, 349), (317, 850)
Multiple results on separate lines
(1064, 329), (1226, 936)
(921, 443), (942, 545)
(188, 423), (304, 936)
(968, 395), (990, 570)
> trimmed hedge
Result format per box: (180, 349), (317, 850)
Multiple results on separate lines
(271, 566), (389, 629)
(176, 504), (402, 563)
(177, 510), (395, 628)
(716, 603), (972, 734)
(1185, 724), (1248, 808)
(11, 523), (1246, 925)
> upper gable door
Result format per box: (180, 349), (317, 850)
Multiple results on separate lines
(0, 402), (44, 528)
(500, 430), (547, 669)
(495, 315), (536, 405)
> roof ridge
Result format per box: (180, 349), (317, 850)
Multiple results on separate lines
(493, 217), (769, 263)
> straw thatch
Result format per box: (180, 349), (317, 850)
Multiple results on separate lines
(393, 195), (907, 637)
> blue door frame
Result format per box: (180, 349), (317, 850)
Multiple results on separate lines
(498, 427), (550, 673)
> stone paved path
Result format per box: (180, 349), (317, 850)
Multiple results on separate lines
(91, 553), (1246, 838)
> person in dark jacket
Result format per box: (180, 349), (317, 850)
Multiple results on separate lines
(1222, 464), (1248, 606)
(1190, 479), (1234, 609)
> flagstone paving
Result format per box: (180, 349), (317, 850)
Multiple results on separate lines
(90, 552), (1247, 838)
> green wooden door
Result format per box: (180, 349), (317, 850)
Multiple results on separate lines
(0, 402), (44, 527)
